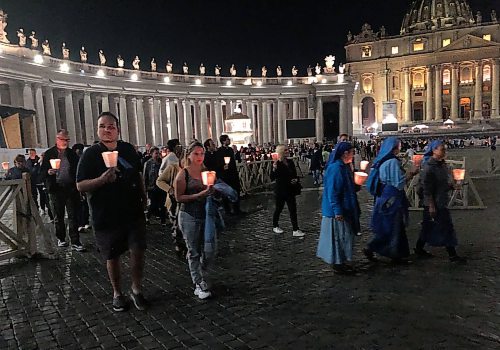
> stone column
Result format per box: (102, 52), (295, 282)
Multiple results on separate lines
(474, 61), (483, 120)
(241, 100), (247, 115)
(168, 99), (178, 140)
(209, 99), (216, 139)
(159, 97), (169, 144)
(183, 99), (193, 144)
(215, 100), (224, 138)
(434, 65), (443, 120)
(90, 95), (99, 139)
(292, 99), (299, 119)
(425, 66), (433, 121)
(246, 101), (256, 143)
(64, 90), (77, 142)
(136, 97), (147, 146)
(451, 63), (459, 120)
(128, 96), (139, 145)
(176, 99), (186, 145)
(109, 96), (119, 117)
(347, 93), (354, 136)
(153, 98), (162, 144)
(83, 92), (94, 145)
(315, 97), (323, 142)
(101, 94), (110, 112)
(491, 59), (499, 118)
(192, 100), (201, 141)
(72, 94), (83, 144)
(403, 68), (412, 122)
(261, 101), (269, 144)
(22, 83), (35, 110)
(339, 95), (348, 134)
(266, 101), (273, 143)
(34, 85), (48, 147)
(200, 100), (209, 142)
(143, 97), (154, 145)
(43, 86), (58, 142)
(118, 95), (129, 142)
(277, 99), (285, 143)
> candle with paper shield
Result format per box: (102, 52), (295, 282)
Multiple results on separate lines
(102, 151), (119, 168)
(224, 156), (231, 165)
(360, 161), (369, 171)
(452, 169), (465, 182)
(201, 171), (216, 186)
(412, 154), (424, 167)
(1, 162), (9, 170)
(354, 172), (368, 186)
(49, 159), (61, 169)
(271, 153), (279, 161)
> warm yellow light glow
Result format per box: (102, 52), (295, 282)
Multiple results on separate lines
(287, 80), (293, 86)
(226, 80), (232, 86)
(96, 69), (105, 77)
(130, 73), (138, 81)
(34, 54), (44, 64)
(195, 78), (202, 85)
(163, 76), (170, 83)
(413, 42), (424, 51)
(60, 62), (70, 73)
(391, 46), (399, 54)
(256, 81), (262, 87)
(483, 34), (491, 41)
(442, 39), (451, 47)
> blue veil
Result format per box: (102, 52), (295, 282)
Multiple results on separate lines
(328, 142), (353, 165)
(423, 140), (443, 164)
(366, 137), (400, 196)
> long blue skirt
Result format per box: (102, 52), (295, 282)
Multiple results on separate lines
(420, 207), (458, 247)
(316, 217), (354, 265)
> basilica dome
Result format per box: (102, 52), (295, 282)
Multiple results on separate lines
(400, 0), (475, 34)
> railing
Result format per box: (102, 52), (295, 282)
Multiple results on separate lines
(237, 157), (303, 194)
(0, 174), (54, 261)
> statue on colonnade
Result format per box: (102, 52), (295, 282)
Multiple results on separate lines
(199, 63), (205, 75)
(183, 62), (189, 74)
(276, 65), (282, 77)
(0, 9), (9, 43)
(324, 55), (335, 73)
(42, 39), (51, 55)
(476, 11), (482, 25)
(99, 50), (106, 65)
(492, 10), (498, 23)
(17, 28), (26, 47)
(62, 42), (70, 59)
(315, 63), (321, 75)
(215, 65), (221, 76)
(338, 63), (345, 74)
(291, 66), (298, 76)
(166, 60), (173, 73)
(132, 56), (140, 70)
(117, 55), (124, 68)
(29, 31), (38, 49)
(230, 64), (237, 76)
(307, 65), (313, 76)
(80, 46), (88, 62)
(246, 66), (252, 77)
(261, 66), (267, 77)
(151, 58), (157, 72)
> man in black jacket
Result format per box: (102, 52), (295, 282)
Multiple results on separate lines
(216, 134), (243, 214)
(40, 129), (84, 251)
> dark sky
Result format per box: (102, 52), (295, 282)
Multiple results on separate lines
(2, 0), (498, 76)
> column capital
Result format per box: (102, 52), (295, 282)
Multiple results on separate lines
(402, 67), (410, 73)
(451, 62), (460, 70)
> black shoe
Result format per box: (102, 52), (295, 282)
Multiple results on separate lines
(333, 264), (355, 275)
(449, 255), (467, 264)
(414, 248), (433, 258)
(363, 248), (378, 262)
(129, 291), (148, 311)
(112, 295), (129, 312)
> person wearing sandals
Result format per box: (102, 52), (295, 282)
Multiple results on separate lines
(317, 142), (360, 275)
(415, 140), (466, 263)
(175, 141), (215, 299)
(363, 137), (417, 264)
(270, 145), (305, 237)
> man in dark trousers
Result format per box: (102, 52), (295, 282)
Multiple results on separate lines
(77, 112), (148, 312)
(216, 134), (243, 214)
(40, 129), (84, 251)
(203, 138), (218, 171)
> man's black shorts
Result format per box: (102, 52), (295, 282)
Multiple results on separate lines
(94, 220), (147, 260)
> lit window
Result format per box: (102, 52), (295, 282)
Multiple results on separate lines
(483, 65), (491, 82)
(391, 46), (399, 55)
(362, 46), (372, 58)
(362, 77), (373, 93)
(483, 34), (491, 41)
(413, 72), (424, 88)
(442, 39), (451, 47)
(443, 69), (451, 85)
(460, 67), (472, 84)
(413, 42), (424, 51)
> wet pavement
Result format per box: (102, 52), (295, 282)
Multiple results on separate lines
(0, 174), (499, 349)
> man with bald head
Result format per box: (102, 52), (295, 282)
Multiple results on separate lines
(41, 129), (84, 251)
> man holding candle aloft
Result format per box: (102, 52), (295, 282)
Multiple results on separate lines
(415, 140), (466, 263)
(41, 129), (84, 251)
(77, 112), (149, 312)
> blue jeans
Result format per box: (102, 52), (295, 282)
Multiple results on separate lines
(178, 211), (208, 285)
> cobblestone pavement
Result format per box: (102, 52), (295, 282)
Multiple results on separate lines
(0, 176), (499, 350)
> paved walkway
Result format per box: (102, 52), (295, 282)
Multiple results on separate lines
(0, 177), (499, 349)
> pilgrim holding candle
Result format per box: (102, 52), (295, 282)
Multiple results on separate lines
(415, 140), (466, 262)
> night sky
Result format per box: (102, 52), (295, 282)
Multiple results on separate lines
(2, 0), (498, 76)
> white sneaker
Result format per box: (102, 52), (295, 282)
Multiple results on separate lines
(194, 284), (211, 300)
(57, 239), (68, 247)
(292, 230), (305, 237)
(273, 227), (284, 234)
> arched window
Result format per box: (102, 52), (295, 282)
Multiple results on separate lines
(442, 69), (451, 85)
(413, 72), (424, 88)
(483, 65), (491, 82)
(461, 66), (472, 84)
(362, 77), (373, 94)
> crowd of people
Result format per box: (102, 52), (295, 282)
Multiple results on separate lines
(1, 117), (475, 311)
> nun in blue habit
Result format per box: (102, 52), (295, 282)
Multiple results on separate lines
(316, 142), (360, 275)
(363, 137), (411, 263)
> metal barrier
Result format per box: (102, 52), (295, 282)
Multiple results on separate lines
(405, 158), (486, 210)
(0, 174), (54, 261)
(237, 157), (302, 194)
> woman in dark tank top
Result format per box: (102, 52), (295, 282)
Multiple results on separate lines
(175, 141), (215, 299)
